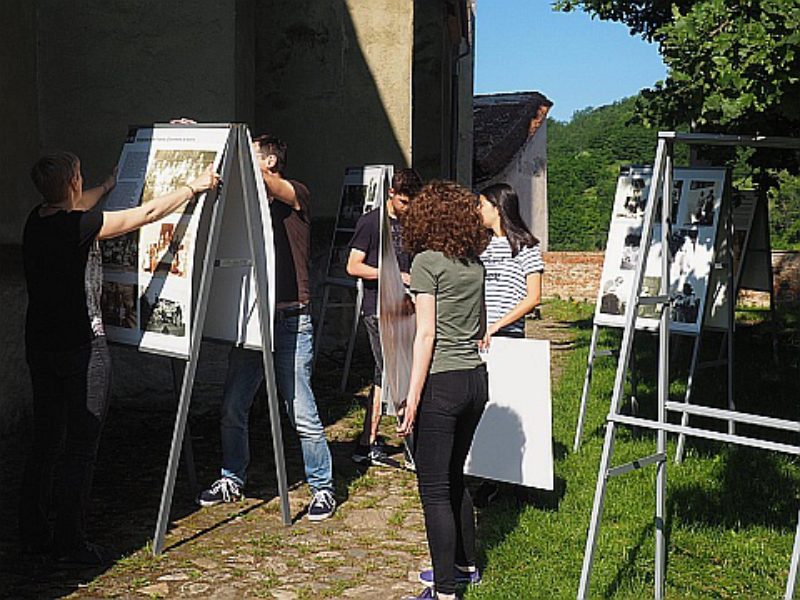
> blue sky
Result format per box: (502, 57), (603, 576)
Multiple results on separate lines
(475, 1), (667, 122)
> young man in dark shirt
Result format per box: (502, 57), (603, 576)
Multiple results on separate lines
(346, 168), (422, 466)
(198, 135), (336, 521)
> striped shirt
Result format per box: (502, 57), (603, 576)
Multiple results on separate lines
(480, 236), (544, 335)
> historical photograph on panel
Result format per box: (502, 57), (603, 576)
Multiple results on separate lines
(683, 180), (717, 226)
(617, 174), (648, 218)
(139, 287), (186, 337)
(100, 231), (138, 273)
(655, 179), (684, 222)
(599, 275), (627, 316)
(637, 276), (662, 319)
(141, 150), (217, 204)
(672, 281), (701, 324)
(619, 226), (643, 271)
(139, 221), (192, 279)
(670, 228), (700, 276)
(613, 167), (652, 220)
(336, 184), (370, 230)
(101, 281), (138, 329)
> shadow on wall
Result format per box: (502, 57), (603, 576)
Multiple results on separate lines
(253, 0), (409, 221)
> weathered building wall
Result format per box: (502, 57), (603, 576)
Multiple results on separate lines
(253, 0), (412, 219)
(0, 1), (39, 245)
(36, 0), (250, 188)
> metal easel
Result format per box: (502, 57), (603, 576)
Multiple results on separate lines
(578, 132), (800, 600)
(153, 125), (291, 555)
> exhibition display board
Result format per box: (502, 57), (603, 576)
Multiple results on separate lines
(101, 126), (229, 357)
(595, 166), (727, 336)
(99, 124), (291, 555)
(316, 165), (393, 392)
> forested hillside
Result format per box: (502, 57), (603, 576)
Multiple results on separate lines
(547, 96), (800, 251)
(547, 97), (656, 250)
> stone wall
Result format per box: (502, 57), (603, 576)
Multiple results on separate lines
(543, 250), (800, 307)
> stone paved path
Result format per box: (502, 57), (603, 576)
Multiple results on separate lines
(1, 310), (578, 599)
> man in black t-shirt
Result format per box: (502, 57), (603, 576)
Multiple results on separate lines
(346, 168), (421, 466)
(197, 135), (336, 521)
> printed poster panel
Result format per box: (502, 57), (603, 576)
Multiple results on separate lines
(465, 338), (554, 491)
(204, 129), (276, 351)
(101, 125), (229, 358)
(594, 167), (727, 335)
(378, 202), (414, 416)
(326, 166), (390, 285)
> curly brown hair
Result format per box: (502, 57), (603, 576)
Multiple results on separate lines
(402, 180), (490, 260)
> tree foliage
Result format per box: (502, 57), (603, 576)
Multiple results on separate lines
(556, 0), (800, 142)
(548, 97), (657, 250)
(552, 0), (800, 250)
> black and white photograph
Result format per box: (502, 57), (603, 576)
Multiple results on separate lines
(671, 281), (700, 324)
(637, 276), (662, 319)
(101, 281), (138, 329)
(614, 171), (651, 219)
(619, 228), (642, 271)
(599, 276), (626, 316)
(684, 180), (717, 226)
(141, 149), (217, 204)
(100, 231), (138, 272)
(140, 287), (186, 337)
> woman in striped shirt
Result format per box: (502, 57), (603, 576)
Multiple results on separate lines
(479, 183), (544, 341)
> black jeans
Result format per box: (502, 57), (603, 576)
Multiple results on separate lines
(414, 363), (489, 595)
(19, 336), (112, 552)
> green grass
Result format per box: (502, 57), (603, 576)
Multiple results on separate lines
(467, 300), (800, 599)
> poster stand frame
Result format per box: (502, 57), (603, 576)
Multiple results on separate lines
(577, 132), (800, 600)
(314, 165), (393, 392)
(575, 166), (735, 452)
(152, 124), (291, 555)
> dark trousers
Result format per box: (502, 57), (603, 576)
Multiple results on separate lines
(19, 336), (112, 552)
(414, 363), (489, 595)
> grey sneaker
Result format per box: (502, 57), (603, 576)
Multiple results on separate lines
(307, 489), (337, 521)
(197, 477), (243, 507)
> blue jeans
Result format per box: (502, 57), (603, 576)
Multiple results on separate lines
(219, 313), (333, 492)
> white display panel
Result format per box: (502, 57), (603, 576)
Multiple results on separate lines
(594, 167), (727, 335)
(465, 338), (554, 491)
(101, 125), (229, 358)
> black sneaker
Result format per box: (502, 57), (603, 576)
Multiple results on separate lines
(367, 442), (396, 467)
(307, 489), (336, 522)
(196, 477), (243, 507)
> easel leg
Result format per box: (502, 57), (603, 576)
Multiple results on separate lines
(675, 334), (702, 463)
(785, 509), (800, 600)
(577, 423), (618, 599)
(574, 324), (600, 452)
(171, 358), (198, 494)
(340, 284), (363, 393)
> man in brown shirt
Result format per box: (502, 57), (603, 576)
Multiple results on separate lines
(198, 135), (335, 521)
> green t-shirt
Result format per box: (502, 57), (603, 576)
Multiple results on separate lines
(410, 250), (485, 374)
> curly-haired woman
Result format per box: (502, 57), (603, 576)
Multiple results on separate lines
(398, 180), (490, 600)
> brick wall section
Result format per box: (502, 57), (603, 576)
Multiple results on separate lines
(543, 250), (800, 306)
(542, 252), (605, 302)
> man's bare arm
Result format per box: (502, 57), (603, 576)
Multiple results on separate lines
(263, 171), (301, 210)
